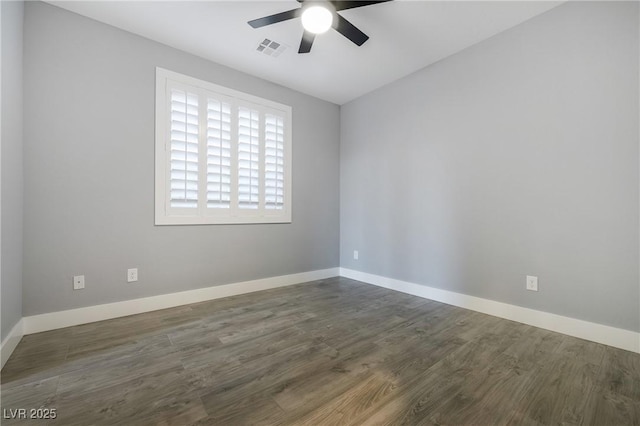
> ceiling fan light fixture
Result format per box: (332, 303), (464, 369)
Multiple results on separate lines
(301, 6), (333, 34)
(248, 0), (391, 53)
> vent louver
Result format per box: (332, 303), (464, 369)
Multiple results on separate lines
(256, 38), (287, 57)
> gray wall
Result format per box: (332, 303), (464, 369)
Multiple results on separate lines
(23, 2), (340, 316)
(341, 1), (639, 332)
(1, 1), (24, 341)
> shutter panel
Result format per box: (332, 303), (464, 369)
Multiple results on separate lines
(238, 107), (260, 209)
(265, 114), (285, 210)
(157, 68), (291, 224)
(169, 89), (199, 208)
(206, 99), (232, 209)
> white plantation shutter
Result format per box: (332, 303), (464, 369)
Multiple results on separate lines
(156, 68), (291, 225)
(206, 99), (232, 209)
(238, 107), (261, 210)
(265, 114), (285, 210)
(169, 89), (199, 208)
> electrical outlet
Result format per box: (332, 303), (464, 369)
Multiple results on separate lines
(526, 275), (538, 292)
(353, 250), (359, 260)
(127, 268), (138, 283)
(73, 275), (85, 290)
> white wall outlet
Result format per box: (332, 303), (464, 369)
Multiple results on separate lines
(73, 275), (85, 290)
(526, 275), (538, 292)
(353, 250), (359, 260)
(127, 268), (138, 283)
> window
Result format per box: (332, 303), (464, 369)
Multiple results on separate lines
(155, 68), (292, 225)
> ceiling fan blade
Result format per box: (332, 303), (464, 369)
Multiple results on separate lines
(248, 8), (301, 28)
(333, 14), (369, 46)
(298, 30), (316, 53)
(332, 1), (393, 12)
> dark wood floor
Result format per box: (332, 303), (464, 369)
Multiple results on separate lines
(1, 277), (639, 425)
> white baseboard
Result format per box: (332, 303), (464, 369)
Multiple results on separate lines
(23, 268), (339, 335)
(15, 266), (640, 355)
(1, 319), (24, 369)
(339, 268), (640, 354)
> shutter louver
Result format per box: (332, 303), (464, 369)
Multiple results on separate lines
(169, 89), (199, 208)
(265, 114), (285, 210)
(207, 99), (232, 209)
(238, 107), (260, 209)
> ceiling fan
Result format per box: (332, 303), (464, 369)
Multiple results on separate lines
(248, 1), (393, 54)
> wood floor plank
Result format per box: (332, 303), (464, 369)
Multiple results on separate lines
(56, 343), (184, 395)
(167, 308), (278, 345)
(432, 353), (535, 426)
(0, 329), (71, 387)
(294, 372), (397, 425)
(183, 339), (336, 397)
(51, 365), (206, 426)
(216, 310), (316, 345)
(555, 336), (606, 367)
(177, 325), (305, 370)
(197, 342), (338, 423)
(0, 345), (68, 387)
(271, 338), (397, 418)
(582, 385), (640, 426)
(356, 370), (466, 425)
(502, 326), (565, 372)
(597, 344), (640, 401)
(0, 375), (59, 425)
(65, 333), (176, 366)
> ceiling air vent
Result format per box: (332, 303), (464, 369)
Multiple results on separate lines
(256, 38), (287, 57)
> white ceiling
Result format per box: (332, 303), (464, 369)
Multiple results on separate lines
(47, 1), (563, 105)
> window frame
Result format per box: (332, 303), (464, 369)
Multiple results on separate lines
(155, 68), (292, 225)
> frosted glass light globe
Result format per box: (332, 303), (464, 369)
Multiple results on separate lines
(301, 6), (333, 34)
